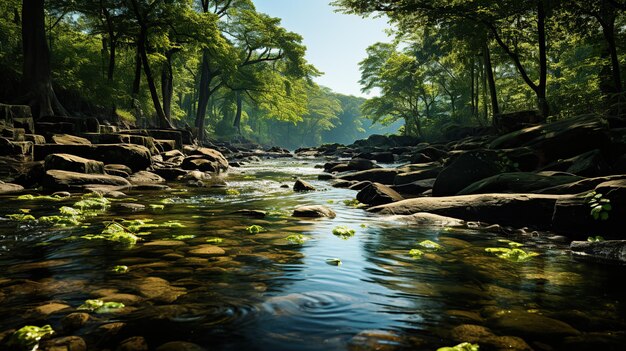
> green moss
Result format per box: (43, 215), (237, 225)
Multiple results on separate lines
(325, 258), (342, 266)
(81, 222), (140, 246)
(149, 204), (165, 210)
(17, 194), (63, 201)
(246, 225), (265, 234)
(206, 237), (224, 244)
(8, 325), (55, 349)
(485, 247), (539, 262)
(437, 342), (480, 351)
(6, 213), (37, 221)
(77, 299), (125, 313)
(418, 240), (443, 251)
(286, 234), (308, 244)
(225, 189), (241, 196)
(172, 234), (195, 240)
(112, 265), (129, 273)
(342, 199), (360, 207)
(332, 226), (355, 239)
(587, 236), (605, 242)
(39, 215), (81, 227)
(409, 249), (425, 258)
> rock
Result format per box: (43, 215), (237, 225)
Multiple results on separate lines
(131, 277), (186, 303)
(432, 150), (504, 196)
(494, 110), (541, 133)
(0, 182), (24, 194)
(31, 302), (71, 318)
(156, 341), (207, 351)
(293, 205), (337, 218)
(348, 181), (373, 191)
(35, 144), (152, 172)
(116, 336), (149, 351)
(105, 164), (133, 178)
(570, 240), (626, 263)
(458, 172), (582, 195)
(348, 158), (379, 171)
(115, 203), (146, 213)
(370, 193), (571, 229)
(127, 171), (166, 185)
(44, 153), (105, 174)
(231, 210), (266, 218)
(356, 151), (395, 163)
(537, 175), (626, 194)
(60, 313), (90, 332)
(184, 146), (229, 172)
(43, 169), (131, 190)
(391, 178), (435, 196)
(51, 134), (92, 145)
(0, 137), (33, 161)
(293, 178), (316, 191)
(489, 310), (580, 340)
(357, 183), (404, 206)
(450, 324), (493, 343)
(188, 245), (226, 256)
(385, 212), (465, 227)
(181, 157), (220, 172)
(393, 167), (442, 185)
(339, 169), (400, 185)
(41, 336), (87, 351)
(152, 167), (187, 181)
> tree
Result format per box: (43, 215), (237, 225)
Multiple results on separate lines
(20, 0), (67, 117)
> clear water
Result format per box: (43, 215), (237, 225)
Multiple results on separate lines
(0, 159), (624, 350)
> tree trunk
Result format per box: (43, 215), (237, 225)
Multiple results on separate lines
(470, 56), (476, 119)
(232, 90), (243, 134)
(599, 3), (622, 94)
(107, 34), (116, 81)
(131, 44), (141, 105)
(161, 49), (175, 122)
(137, 28), (172, 129)
(537, 0), (549, 120)
(195, 50), (212, 142)
(483, 41), (500, 121)
(21, 0), (67, 118)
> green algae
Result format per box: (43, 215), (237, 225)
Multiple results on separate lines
(206, 237), (224, 244)
(172, 234), (195, 240)
(332, 226), (355, 239)
(409, 249), (425, 258)
(286, 234), (308, 244)
(246, 225), (265, 234)
(17, 194), (63, 201)
(8, 325), (55, 350)
(112, 265), (129, 273)
(342, 199), (360, 207)
(417, 240), (443, 251)
(437, 342), (480, 351)
(485, 247), (539, 262)
(77, 299), (125, 313)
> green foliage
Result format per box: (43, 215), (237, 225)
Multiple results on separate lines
(8, 325), (55, 350)
(585, 191), (612, 221)
(332, 226), (356, 239)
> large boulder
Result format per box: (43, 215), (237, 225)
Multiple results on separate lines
(432, 150), (504, 196)
(34, 144), (152, 172)
(570, 240), (626, 263)
(184, 146), (229, 172)
(493, 110), (541, 133)
(43, 169), (131, 190)
(394, 167), (443, 185)
(0, 182), (24, 194)
(347, 158), (379, 171)
(370, 193), (572, 229)
(538, 175), (626, 194)
(391, 178), (436, 196)
(127, 171), (166, 185)
(356, 151), (395, 163)
(339, 169), (400, 184)
(357, 182), (404, 206)
(293, 178), (316, 192)
(458, 172), (582, 195)
(44, 153), (104, 174)
(292, 205), (336, 218)
(51, 134), (92, 145)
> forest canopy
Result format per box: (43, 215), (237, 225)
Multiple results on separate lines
(0, 0), (396, 149)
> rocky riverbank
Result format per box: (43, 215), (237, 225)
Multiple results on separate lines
(299, 114), (626, 262)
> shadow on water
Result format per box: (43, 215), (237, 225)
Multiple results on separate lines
(1, 159), (625, 350)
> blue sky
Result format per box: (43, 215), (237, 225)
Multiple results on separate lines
(254, 0), (391, 98)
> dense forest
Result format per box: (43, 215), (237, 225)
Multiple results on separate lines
(0, 0), (398, 149)
(335, 0), (625, 138)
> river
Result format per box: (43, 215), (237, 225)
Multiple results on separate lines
(0, 159), (624, 350)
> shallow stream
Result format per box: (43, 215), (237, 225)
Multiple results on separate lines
(1, 159), (624, 350)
